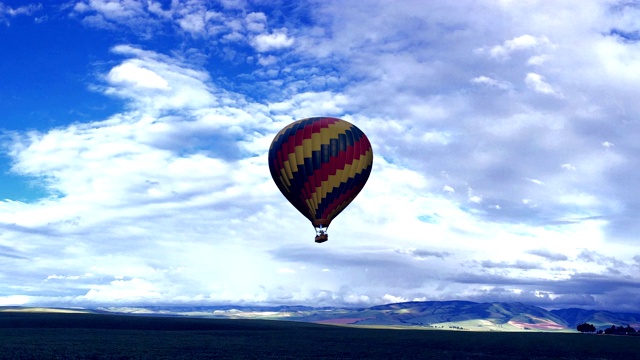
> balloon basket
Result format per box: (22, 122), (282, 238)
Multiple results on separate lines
(315, 234), (328, 243)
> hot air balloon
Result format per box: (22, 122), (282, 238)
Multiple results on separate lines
(268, 117), (373, 243)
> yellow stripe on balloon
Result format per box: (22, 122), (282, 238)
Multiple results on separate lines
(312, 149), (373, 209)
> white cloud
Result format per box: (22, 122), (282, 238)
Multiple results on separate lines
(257, 54), (277, 66)
(108, 62), (170, 89)
(177, 11), (207, 35)
(268, 91), (348, 118)
(471, 75), (512, 90)
(527, 178), (544, 185)
(524, 72), (562, 97)
(46, 274), (82, 281)
(70, 1), (242, 40)
(245, 12), (266, 32)
(0, 295), (30, 306)
(527, 54), (551, 66)
(81, 278), (162, 302)
(251, 29), (294, 52)
(382, 294), (408, 304)
(103, 45), (216, 111)
(469, 195), (482, 204)
(81, 0), (144, 20)
(485, 34), (553, 60)
(72, 0), (154, 33)
(146, 1), (172, 18)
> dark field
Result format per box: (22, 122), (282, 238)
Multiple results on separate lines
(0, 312), (638, 359)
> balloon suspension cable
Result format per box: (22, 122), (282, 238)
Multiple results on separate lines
(314, 224), (328, 243)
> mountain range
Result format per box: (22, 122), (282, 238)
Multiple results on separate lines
(79, 301), (640, 332)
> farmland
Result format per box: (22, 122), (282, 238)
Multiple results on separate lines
(1, 312), (639, 359)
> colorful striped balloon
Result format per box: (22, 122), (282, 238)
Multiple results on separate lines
(268, 117), (374, 243)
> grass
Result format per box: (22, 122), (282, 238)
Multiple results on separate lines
(0, 312), (639, 359)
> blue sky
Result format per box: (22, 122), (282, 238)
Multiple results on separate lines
(1, 0), (640, 312)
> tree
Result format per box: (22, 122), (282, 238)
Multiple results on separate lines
(623, 325), (637, 334)
(603, 324), (638, 335)
(604, 325), (618, 335)
(576, 323), (596, 333)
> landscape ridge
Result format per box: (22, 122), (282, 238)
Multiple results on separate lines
(6, 300), (638, 333)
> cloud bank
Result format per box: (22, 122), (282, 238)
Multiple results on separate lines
(1, 0), (640, 312)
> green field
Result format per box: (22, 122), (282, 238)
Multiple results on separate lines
(0, 312), (638, 359)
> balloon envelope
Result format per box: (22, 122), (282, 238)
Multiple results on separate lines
(268, 117), (373, 242)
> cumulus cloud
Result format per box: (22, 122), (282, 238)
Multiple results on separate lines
(73, 0), (155, 33)
(245, 12), (266, 32)
(251, 29), (294, 52)
(524, 72), (562, 97)
(484, 34), (553, 60)
(2, 43), (285, 303)
(101, 45), (216, 111)
(69, 0), (271, 48)
(108, 62), (170, 89)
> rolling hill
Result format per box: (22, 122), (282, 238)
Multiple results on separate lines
(285, 301), (570, 331)
(4, 301), (639, 332)
(550, 308), (640, 329)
